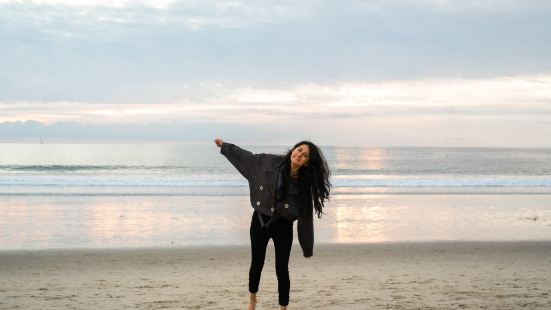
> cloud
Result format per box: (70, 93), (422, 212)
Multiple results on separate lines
(2, 73), (551, 147)
(0, 0), (312, 33)
(2, 114), (550, 147)
(1, 75), (551, 124)
(1, 0), (550, 104)
(1, 1), (549, 146)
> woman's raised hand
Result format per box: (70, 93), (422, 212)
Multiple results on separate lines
(214, 138), (224, 147)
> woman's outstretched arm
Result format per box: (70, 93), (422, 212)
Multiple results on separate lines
(214, 138), (263, 181)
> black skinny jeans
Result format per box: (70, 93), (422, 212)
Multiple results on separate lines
(249, 211), (293, 306)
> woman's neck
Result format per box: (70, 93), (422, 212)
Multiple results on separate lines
(290, 163), (300, 179)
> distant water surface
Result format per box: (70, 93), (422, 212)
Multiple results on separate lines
(1, 143), (550, 195)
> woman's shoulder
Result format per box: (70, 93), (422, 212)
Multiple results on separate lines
(261, 153), (285, 164)
(257, 154), (285, 171)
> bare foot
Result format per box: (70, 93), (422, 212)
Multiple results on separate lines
(248, 293), (257, 310)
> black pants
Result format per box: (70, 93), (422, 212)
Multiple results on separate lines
(249, 211), (293, 306)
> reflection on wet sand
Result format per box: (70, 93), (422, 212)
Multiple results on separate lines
(331, 198), (391, 243)
(0, 200), (67, 248)
(0, 196), (254, 249)
(88, 200), (168, 245)
(2, 194), (551, 250)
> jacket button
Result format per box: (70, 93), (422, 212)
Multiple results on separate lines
(284, 203), (289, 208)
(259, 185), (263, 190)
(270, 207), (274, 212)
(256, 201), (261, 206)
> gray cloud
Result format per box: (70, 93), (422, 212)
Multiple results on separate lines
(1, 75), (551, 126)
(1, 0), (551, 103)
(2, 115), (550, 148)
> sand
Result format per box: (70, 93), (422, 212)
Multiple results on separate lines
(1, 242), (550, 309)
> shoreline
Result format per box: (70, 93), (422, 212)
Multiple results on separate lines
(2, 241), (550, 309)
(2, 239), (551, 253)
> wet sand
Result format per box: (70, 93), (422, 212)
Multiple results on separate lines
(3, 194), (551, 250)
(1, 241), (550, 309)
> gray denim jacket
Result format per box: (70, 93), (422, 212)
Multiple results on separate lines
(220, 142), (314, 257)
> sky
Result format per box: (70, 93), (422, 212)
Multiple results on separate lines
(1, 0), (550, 147)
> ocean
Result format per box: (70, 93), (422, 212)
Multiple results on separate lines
(1, 143), (550, 249)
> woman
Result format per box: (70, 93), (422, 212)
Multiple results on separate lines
(214, 138), (331, 310)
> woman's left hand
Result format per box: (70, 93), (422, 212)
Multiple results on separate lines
(214, 138), (224, 147)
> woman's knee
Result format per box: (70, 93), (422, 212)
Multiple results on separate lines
(275, 264), (289, 278)
(251, 259), (265, 270)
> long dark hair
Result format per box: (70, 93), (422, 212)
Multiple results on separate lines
(283, 141), (331, 218)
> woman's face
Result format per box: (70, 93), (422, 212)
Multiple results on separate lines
(290, 144), (310, 167)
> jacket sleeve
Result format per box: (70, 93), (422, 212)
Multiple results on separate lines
(220, 142), (262, 181)
(298, 190), (314, 257)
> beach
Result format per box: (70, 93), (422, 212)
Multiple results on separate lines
(1, 144), (551, 309)
(1, 241), (550, 309)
